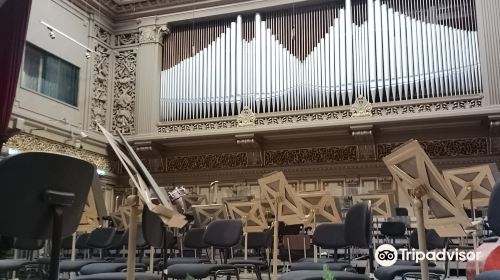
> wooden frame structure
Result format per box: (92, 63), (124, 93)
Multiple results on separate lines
(352, 193), (394, 218)
(443, 163), (500, 209)
(298, 191), (342, 225)
(226, 201), (268, 232)
(78, 180), (108, 231)
(192, 204), (228, 227)
(182, 194), (208, 209)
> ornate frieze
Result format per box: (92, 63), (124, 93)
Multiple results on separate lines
(90, 45), (111, 132)
(112, 49), (137, 134)
(264, 146), (358, 167)
(376, 138), (489, 160)
(350, 95), (373, 118)
(115, 32), (139, 47)
(157, 96), (483, 134)
(166, 153), (248, 171)
(5, 133), (111, 171)
(94, 24), (112, 45)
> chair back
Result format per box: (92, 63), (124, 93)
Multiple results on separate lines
(243, 232), (267, 249)
(86, 227), (116, 249)
(13, 237), (44, 250)
(344, 202), (372, 248)
(76, 233), (91, 249)
(380, 221), (406, 237)
(488, 181), (500, 236)
(409, 229), (447, 250)
(395, 207), (409, 216)
(184, 228), (208, 249)
(203, 219), (242, 248)
(312, 223), (346, 249)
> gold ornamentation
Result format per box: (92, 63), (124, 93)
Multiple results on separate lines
(350, 95), (373, 117)
(5, 133), (111, 171)
(237, 106), (256, 127)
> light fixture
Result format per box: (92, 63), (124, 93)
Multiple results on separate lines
(41, 21), (94, 58)
(48, 28), (56, 39)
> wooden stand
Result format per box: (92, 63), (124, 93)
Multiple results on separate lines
(192, 204), (228, 227)
(383, 140), (472, 280)
(126, 195), (140, 280)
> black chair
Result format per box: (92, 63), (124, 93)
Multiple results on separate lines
(0, 152), (97, 280)
(59, 228), (117, 274)
(278, 202), (372, 280)
(374, 229), (448, 280)
(165, 219), (243, 279)
(0, 237), (44, 278)
(227, 230), (272, 280)
(475, 181), (500, 280)
(379, 221), (407, 249)
(290, 223), (352, 272)
(165, 228), (210, 267)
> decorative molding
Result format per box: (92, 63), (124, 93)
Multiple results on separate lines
(264, 146), (357, 167)
(5, 133), (111, 171)
(166, 152), (247, 171)
(94, 24), (112, 45)
(138, 25), (168, 44)
(90, 45), (111, 132)
(350, 95), (373, 118)
(157, 96), (483, 134)
(112, 49), (137, 134)
(115, 31), (139, 47)
(237, 106), (256, 127)
(377, 138), (489, 160)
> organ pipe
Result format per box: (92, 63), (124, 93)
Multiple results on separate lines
(161, 0), (481, 122)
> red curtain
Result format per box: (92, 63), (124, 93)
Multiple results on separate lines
(0, 0), (32, 150)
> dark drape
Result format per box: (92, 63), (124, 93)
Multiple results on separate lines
(0, 0), (32, 150)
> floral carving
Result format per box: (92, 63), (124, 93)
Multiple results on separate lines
(5, 133), (111, 171)
(264, 146), (357, 166)
(167, 153), (247, 171)
(158, 96), (483, 134)
(94, 24), (111, 45)
(237, 106), (256, 127)
(112, 50), (137, 134)
(139, 25), (168, 44)
(377, 138), (488, 159)
(115, 32), (139, 47)
(90, 45), (110, 131)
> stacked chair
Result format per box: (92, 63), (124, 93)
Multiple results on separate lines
(278, 202), (373, 280)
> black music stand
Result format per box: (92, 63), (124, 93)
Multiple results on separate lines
(0, 152), (97, 280)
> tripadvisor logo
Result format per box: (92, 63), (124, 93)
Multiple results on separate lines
(375, 244), (481, 267)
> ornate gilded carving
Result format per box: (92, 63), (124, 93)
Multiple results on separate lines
(90, 45), (110, 132)
(139, 25), (168, 44)
(167, 153), (247, 171)
(157, 96), (483, 134)
(264, 146), (357, 166)
(377, 138), (489, 160)
(112, 49), (137, 134)
(350, 95), (373, 117)
(115, 32), (139, 47)
(94, 24), (112, 45)
(5, 133), (111, 171)
(237, 106), (256, 127)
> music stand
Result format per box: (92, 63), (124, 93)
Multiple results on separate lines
(192, 204), (229, 227)
(353, 193), (394, 247)
(0, 152), (96, 280)
(383, 140), (470, 280)
(183, 194), (208, 209)
(298, 191), (342, 263)
(227, 201), (268, 261)
(258, 171), (306, 280)
(99, 124), (187, 280)
(443, 163), (500, 216)
(222, 195), (254, 204)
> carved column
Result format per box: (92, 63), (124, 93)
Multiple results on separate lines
(135, 21), (168, 134)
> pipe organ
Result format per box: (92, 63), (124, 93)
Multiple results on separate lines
(161, 0), (481, 122)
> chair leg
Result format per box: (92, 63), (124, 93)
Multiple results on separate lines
(254, 265), (263, 280)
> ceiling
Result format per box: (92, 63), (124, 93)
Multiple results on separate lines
(70, 0), (256, 21)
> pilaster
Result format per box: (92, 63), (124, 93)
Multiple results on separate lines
(135, 20), (168, 134)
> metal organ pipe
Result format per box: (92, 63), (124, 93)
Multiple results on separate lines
(160, 0), (482, 122)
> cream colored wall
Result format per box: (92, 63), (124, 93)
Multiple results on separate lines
(10, 0), (108, 154)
